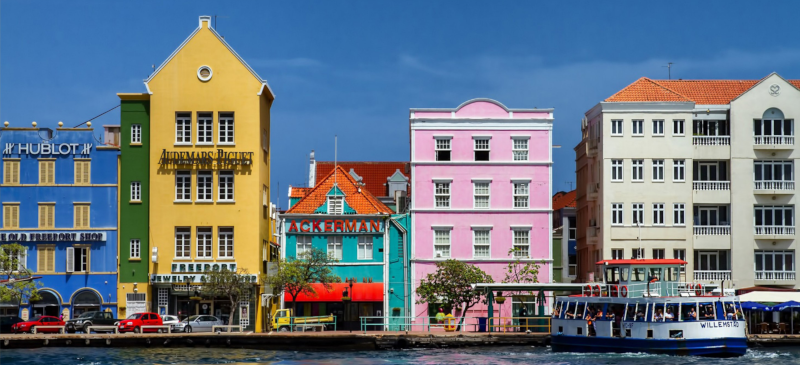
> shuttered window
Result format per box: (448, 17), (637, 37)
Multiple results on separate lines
(38, 204), (55, 228)
(39, 160), (55, 184)
(74, 160), (91, 185)
(3, 205), (19, 228)
(37, 245), (55, 273)
(3, 160), (20, 184)
(74, 204), (90, 228)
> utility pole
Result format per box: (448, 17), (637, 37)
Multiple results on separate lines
(663, 62), (674, 80)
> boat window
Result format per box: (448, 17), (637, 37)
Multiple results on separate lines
(564, 302), (577, 319)
(575, 303), (586, 319)
(665, 267), (678, 282)
(665, 303), (679, 321)
(605, 267), (620, 284)
(669, 329), (683, 339)
(648, 267), (663, 281)
(682, 303), (698, 321)
(635, 303), (646, 321)
(699, 303), (715, 320)
(631, 268), (645, 282)
(620, 267), (629, 282)
(652, 303), (666, 322)
(624, 304), (636, 321)
(735, 301), (744, 320)
(553, 301), (562, 318)
(608, 304), (624, 322)
(723, 302), (736, 320)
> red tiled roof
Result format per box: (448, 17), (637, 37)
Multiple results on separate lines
(316, 162), (409, 198)
(605, 77), (800, 105)
(552, 190), (576, 211)
(289, 187), (311, 198)
(286, 165), (393, 215)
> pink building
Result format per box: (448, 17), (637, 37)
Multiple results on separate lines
(410, 98), (554, 323)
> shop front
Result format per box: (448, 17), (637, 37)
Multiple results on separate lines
(293, 283), (384, 331)
(30, 291), (61, 318)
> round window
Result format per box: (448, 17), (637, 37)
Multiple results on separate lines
(197, 66), (212, 81)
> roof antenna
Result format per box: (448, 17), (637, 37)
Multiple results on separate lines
(662, 62), (674, 80)
(334, 135), (338, 195)
(565, 181), (574, 190)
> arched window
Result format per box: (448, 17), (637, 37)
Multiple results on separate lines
(755, 108), (793, 145)
(73, 290), (102, 307)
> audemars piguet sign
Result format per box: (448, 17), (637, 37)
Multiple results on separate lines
(159, 149), (253, 166)
(3, 143), (92, 156)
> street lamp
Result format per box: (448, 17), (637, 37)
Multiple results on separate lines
(185, 277), (191, 321)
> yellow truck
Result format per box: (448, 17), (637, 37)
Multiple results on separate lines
(272, 309), (335, 332)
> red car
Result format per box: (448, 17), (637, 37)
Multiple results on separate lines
(117, 312), (164, 333)
(11, 316), (65, 333)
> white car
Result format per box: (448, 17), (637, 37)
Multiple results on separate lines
(161, 315), (180, 332)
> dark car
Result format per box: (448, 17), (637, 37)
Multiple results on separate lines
(66, 311), (118, 333)
(0, 315), (24, 333)
(11, 316), (65, 333)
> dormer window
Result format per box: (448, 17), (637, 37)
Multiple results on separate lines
(328, 196), (343, 214)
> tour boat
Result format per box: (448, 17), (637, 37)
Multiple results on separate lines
(550, 259), (747, 357)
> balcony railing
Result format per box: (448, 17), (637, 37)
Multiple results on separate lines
(755, 271), (797, 281)
(754, 136), (795, 145)
(754, 180), (795, 190)
(694, 225), (731, 235)
(693, 181), (730, 190)
(693, 136), (730, 146)
(754, 226), (796, 235)
(694, 270), (732, 281)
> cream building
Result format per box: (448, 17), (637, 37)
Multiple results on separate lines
(575, 73), (800, 290)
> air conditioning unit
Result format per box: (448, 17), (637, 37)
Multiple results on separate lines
(590, 219), (597, 227)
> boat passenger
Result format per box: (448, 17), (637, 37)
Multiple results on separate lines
(726, 310), (734, 320)
(654, 309), (664, 322)
(606, 310), (615, 320)
(595, 307), (603, 321)
(636, 310), (645, 321)
(665, 308), (674, 321)
(566, 310), (575, 319)
(686, 307), (697, 320)
(702, 306), (714, 319)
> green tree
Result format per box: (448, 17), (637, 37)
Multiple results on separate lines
(0, 243), (41, 306)
(501, 247), (542, 301)
(416, 259), (494, 327)
(264, 248), (338, 316)
(202, 268), (254, 326)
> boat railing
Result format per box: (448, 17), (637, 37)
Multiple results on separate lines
(581, 282), (661, 298)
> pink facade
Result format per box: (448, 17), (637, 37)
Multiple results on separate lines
(410, 99), (554, 321)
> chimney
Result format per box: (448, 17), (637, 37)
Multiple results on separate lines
(199, 15), (212, 29)
(308, 150), (316, 187)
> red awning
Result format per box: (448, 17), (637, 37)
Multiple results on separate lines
(293, 283), (384, 302)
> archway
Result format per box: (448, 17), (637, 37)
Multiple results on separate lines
(72, 290), (102, 316)
(31, 290), (61, 317)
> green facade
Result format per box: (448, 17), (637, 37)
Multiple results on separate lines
(119, 99), (150, 283)
(552, 234), (563, 283)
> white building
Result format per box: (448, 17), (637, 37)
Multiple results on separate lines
(575, 73), (800, 290)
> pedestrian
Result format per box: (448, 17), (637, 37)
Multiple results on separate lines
(59, 313), (64, 321)
(435, 307), (445, 326)
(519, 306), (528, 332)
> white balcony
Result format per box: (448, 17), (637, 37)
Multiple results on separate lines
(693, 136), (730, 146)
(755, 271), (797, 281)
(754, 135), (795, 146)
(694, 270), (732, 281)
(693, 225), (731, 235)
(754, 180), (795, 190)
(754, 226), (795, 235)
(693, 181), (730, 190)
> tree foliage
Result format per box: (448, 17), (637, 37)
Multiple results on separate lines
(0, 243), (41, 304)
(416, 260), (493, 321)
(202, 268), (254, 324)
(264, 248), (338, 315)
(502, 248), (541, 296)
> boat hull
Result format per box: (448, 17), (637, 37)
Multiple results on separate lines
(551, 335), (747, 357)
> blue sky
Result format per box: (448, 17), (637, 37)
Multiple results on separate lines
(3, 1), (800, 207)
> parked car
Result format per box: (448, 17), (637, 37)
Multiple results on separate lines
(160, 315), (180, 331)
(0, 315), (24, 333)
(117, 312), (164, 333)
(172, 315), (223, 333)
(65, 311), (119, 333)
(11, 316), (65, 333)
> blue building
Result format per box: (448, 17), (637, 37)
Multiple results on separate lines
(0, 122), (119, 320)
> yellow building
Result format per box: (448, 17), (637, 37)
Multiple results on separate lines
(141, 16), (276, 331)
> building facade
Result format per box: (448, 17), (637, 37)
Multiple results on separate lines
(1, 123), (120, 319)
(575, 73), (800, 290)
(129, 16), (275, 331)
(552, 190), (576, 283)
(409, 98), (554, 321)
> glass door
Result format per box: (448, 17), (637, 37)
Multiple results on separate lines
(698, 252), (719, 271)
(698, 207), (719, 226)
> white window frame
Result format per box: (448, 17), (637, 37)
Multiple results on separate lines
(67, 246), (89, 273)
(633, 248), (644, 260)
(175, 171), (192, 202)
(473, 181), (490, 209)
(218, 227), (234, 259)
(754, 205), (794, 228)
(673, 120), (685, 136)
(434, 229), (451, 258)
(472, 229), (491, 258)
(327, 236), (342, 260)
(653, 203), (665, 225)
(612, 203), (623, 226)
(434, 181), (451, 209)
(130, 239), (141, 259)
(754, 250), (795, 274)
(512, 137), (529, 161)
(652, 120), (664, 136)
(632, 203), (644, 225)
(632, 160), (644, 181)
(653, 249), (665, 259)
(611, 249), (624, 260)
(175, 227), (191, 259)
(131, 124), (142, 144)
(296, 236), (313, 257)
(611, 120), (623, 136)
(197, 171), (213, 202)
(130, 181), (141, 202)
(673, 160), (685, 182)
(175, 113), (192, 145)
(474, 138), (490, 161)
(512, 229), (530, 258)
(218, 112), (235, 145)
(435, 138), (452, 162)
(328, 196), (344, 214)
(218, 171), (234, 202)
(197, 112), (213, 145)
(196, 227), (213, 259)
(357, 235), (373, 260)
(513, 181), (530, 208)
(673, 203), (685, 226)
(652, 159), (664, 182)
(611, 160), (623, 182)
(632, 120), (644, 136)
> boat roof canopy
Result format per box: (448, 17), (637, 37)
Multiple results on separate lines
(595, 259), (687, 266)
(472, 283), (588, 293)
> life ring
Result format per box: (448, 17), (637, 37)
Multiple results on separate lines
(593, 285), (602, 297)
(585, 285), (593, 297)
(610, 285), (619, 297)
(695, 283), (703, 296)
(444, 314), (456, 332)
(620, 286), (628, 298)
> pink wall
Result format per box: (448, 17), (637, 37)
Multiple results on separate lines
(412, 101), (551, 119)
(413, 130), (550, 162)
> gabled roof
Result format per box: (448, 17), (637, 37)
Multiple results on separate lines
(286, 165), (393, 215)
(553, 190), (576, 211)
(289, 187), (311, 199)
(143, 16), (274, 98)
(605, 77), (692, 103)
(316, 162), (410, 198)
(605, 75), (800, 105)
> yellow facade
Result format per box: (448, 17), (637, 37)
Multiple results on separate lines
(146, 17), (274, 332)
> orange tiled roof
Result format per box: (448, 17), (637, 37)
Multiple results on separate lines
(316, 161), (409, 198)
(606, 77), (800, 105)
(552, 190), (576, 211)
(289, 187), (311, 198)
(286, 165), (393, 215)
